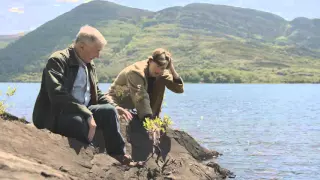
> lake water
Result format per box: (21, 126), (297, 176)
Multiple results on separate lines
(1, 83), (319, 180)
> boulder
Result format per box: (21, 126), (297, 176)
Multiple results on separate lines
(0, 116), (234, 179)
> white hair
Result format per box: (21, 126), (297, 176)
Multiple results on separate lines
(75, 25), (107, 46)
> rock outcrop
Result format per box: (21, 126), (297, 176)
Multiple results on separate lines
(0, 115), (235, 180)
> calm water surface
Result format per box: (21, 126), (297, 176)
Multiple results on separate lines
(1, 83), (319, 180)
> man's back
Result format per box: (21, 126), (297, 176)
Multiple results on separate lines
(32, 46), (94, 131)
(106, 60), (149, 113)
(32, 47), (70, 130)
(32, 25), (135, 166)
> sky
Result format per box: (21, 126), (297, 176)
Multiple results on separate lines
(1, 0), (319, 35)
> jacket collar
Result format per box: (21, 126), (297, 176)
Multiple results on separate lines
(144, 60), (160, 80)
(145, 62), (150, 78)
(67, 44), (95, 68)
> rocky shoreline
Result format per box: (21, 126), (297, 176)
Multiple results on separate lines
(0, 113), (235, 180)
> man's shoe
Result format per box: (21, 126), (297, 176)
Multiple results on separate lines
(111, 154), (145, 167)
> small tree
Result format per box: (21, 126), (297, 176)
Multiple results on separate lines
(143, 115), (173, 135)
(143, 115), (173, 162)
(0, 86), (17, 115)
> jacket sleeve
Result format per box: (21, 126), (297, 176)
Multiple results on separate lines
(162, 70), (184, 93)
(45, 57), (93, 120)
(97, 85), (118, 106)
(126, 71), (153, 120)
(90, 66), (118, 106)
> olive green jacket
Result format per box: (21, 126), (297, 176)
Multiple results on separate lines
(106, 60), (184, 120)
(32, 45), (115, 132)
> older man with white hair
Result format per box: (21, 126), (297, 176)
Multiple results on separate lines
(32, 25), (135, 166)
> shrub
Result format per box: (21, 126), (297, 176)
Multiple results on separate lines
(0, 86), (17, 115)
(143, 115), (173, 134)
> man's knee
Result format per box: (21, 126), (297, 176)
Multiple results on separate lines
(72, 116), (85, 126)
(56, 115), (88, 142)
(57, 114), (85, 129)
(98, 104), (117, 117)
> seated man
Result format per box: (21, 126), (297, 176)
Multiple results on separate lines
(32, 25), (134, 165)
(107, 48), (184, 122)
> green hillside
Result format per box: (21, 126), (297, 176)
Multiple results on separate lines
(0, 34), (23, 49)
(1, 0), (320, 83)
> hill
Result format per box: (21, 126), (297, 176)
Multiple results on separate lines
(0, 0), (320, 83)
(0, 33), (24, 49)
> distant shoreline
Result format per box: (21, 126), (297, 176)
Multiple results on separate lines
(0, 81), (319, 84)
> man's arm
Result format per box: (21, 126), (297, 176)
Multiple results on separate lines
(161, 69), (184, 93)
(93, 71), (133, 121)
(126, 71), (153, 120)
(96, 85), (118, 106)
(161, 61), (184, 93)
(45, 57), (93, 120)
(91, 68), (118, 106)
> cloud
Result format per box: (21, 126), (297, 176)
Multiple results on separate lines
(56, 0), (79, 3)
(83, 0), (93, 3)
(8, 7), (24, 14)
(17, 32), (25, 36)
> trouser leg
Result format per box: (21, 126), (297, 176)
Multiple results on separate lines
(55, 113), (89, 144)
(88, 104), (126, 156)
(127, 115), (153, 161)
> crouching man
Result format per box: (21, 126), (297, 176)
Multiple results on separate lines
(107, 48), (184, 121)
(106, 48), (184, 160)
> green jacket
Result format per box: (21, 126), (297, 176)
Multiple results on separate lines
(32, 45), (115, 132)
(106, 60), (184, 120)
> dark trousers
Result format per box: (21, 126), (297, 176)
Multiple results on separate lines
(127, 115), (171, 161)
(127, 115), (153, 161)
(55, 104), (125, 156)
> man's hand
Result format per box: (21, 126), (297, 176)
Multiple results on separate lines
(116, 106), (133, 122)
(88, 116), (97, 142)
(168, 59), (180, 79)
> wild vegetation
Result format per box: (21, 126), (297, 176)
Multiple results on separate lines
(0, 34), (22, 49)
(0, 1), (320, 83)
(0, 86), (17, 115)
(143, 115), (173, 134)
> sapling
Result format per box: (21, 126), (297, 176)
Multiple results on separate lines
(0, 86), (17, 115)
(143, 115), (173, 162)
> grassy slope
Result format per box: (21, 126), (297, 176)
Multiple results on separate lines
(0, 42), (9, 49)
(0, 1), (320, 83)
(0, 35), (22, 49)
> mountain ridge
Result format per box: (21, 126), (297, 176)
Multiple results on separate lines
(0, 0), (320, 83)
(0, 33), (24, 49)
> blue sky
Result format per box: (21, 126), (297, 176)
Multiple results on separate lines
(1, 0), (319, 34)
